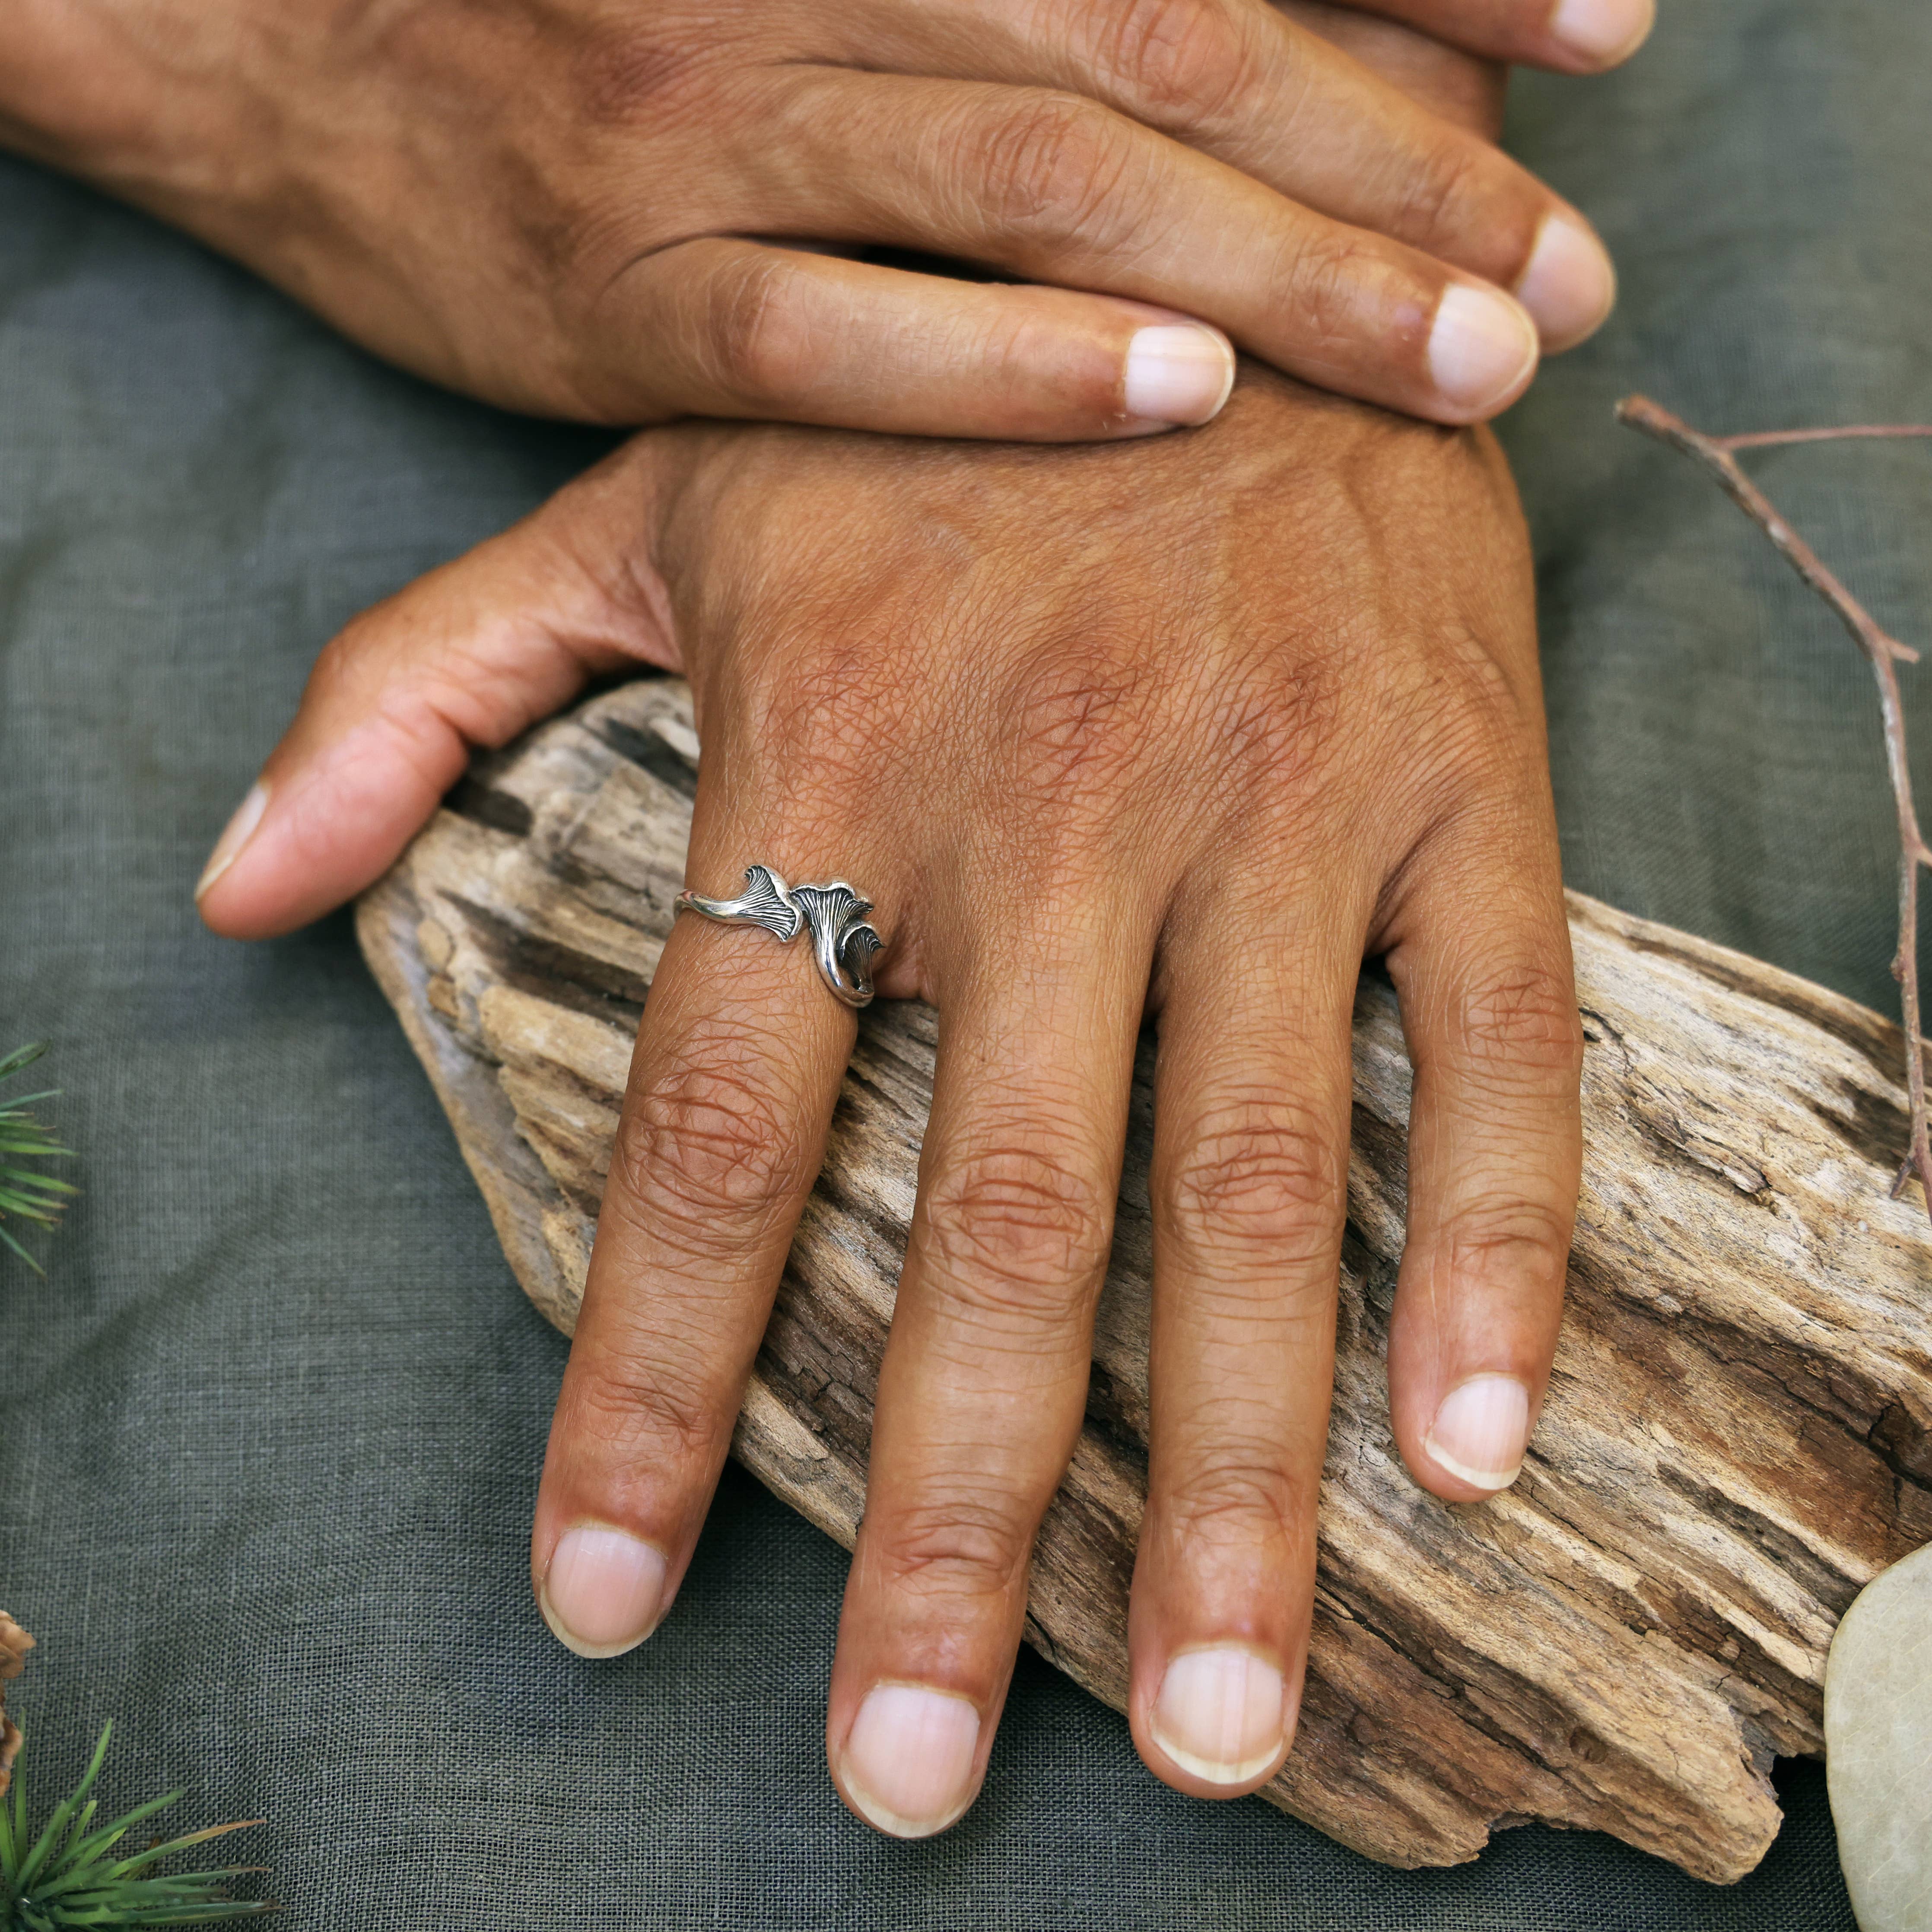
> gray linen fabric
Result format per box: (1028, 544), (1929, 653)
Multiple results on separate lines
(1, 0), (1922, 1922)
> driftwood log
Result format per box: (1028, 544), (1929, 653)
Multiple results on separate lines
(356, 674), (1932, 1883)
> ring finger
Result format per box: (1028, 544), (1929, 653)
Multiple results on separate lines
(529, 842), (880, 1656)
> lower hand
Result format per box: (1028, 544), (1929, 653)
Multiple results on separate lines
(196, 366), (1583, 1830)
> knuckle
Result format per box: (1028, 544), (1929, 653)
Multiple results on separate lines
(1220, 661), (1345, 798)
(566, 1349), (721, 1465)
(1271, 229), (1388, 360)
(1436, 1191), (1574, 1287)
(1163, 1100), (1344, 1259)
(308, 614), (383, 699)
(921, 1141), (1116, 1313)
(1391, 632), (1538, 804)
(1101, 0), (1258, 124)
(1004, 651), (1153, 805)
(1389, 136), (1487, 252)
(744, 638), (902, 809)
(1163, 1443), (1299, 1548)
(869, 1498), (1032, 1606)
(572, 20), (712, 124)
(616, 1036), (811, 1230)
(1454, 958), (1584, 1082)
(980, 92), (1138, 250)
(697, 249), (814, 406)
(1435, 618), (1530, 731)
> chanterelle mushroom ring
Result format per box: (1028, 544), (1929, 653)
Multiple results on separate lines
(674, 864), (883, 1009)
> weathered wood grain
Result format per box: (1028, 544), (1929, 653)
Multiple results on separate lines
(356, 674), (1932, 1882)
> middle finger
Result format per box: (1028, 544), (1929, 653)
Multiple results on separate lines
(826, 878), (1153, 1837)
(1129, 868), (1369, 1794)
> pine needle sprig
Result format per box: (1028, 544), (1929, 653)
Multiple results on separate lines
(0, 1724), (273, 1928)
(0, 1045), (76, 1274)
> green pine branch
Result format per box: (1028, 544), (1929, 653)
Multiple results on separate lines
(0, 1045), (76, 1274)
(1, 1724), (274, 1929)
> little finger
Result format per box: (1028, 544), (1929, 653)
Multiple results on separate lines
(588, 239), (1235, 438)
(1381, 826), (1582, 1500)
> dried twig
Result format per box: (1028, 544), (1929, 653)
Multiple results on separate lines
(1617, 394), (1932, 1216)
(1712, 425), (1932, 453)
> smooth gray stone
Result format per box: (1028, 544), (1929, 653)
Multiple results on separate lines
(1827, 1543), (1932, 1931)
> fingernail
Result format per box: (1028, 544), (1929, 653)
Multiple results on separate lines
(1123, 324), (1236, 427)
(1150, 1647), (1288, 1785)
(1515, 214), (1617, 353)
(1427, 285), (1539, 418)
(539, 1523), (668, 1659)
(1425, 1374), (1532, 1492)
(1549, 0), (1656, 65)
(194, 782), (268, 902)
(839, 1684), (981, 1838)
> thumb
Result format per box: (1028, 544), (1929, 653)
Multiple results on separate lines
(195, 440), (682, 940)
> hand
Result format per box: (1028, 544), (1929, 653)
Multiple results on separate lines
(195, 366), (1583, 1830)
(1, 0), (1637, 437)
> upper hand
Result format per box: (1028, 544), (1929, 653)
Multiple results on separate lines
(5, 0), (1636, 436)
(195, 366), (1582, 1830)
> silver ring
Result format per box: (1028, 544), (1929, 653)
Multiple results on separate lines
(674, 864), (883, 1008)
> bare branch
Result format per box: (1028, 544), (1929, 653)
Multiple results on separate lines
(1617, 393), (1932, 1217)
(1714, 425), (1932, 452)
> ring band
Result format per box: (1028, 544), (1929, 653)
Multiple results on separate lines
(674, 864), (883, 1008)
